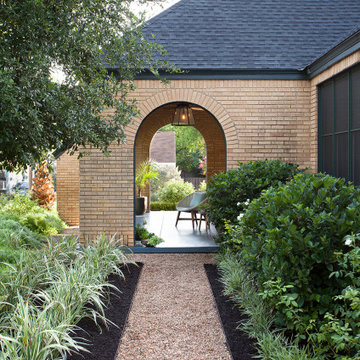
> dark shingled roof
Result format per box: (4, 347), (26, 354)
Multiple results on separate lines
(142, 0), (360, 71)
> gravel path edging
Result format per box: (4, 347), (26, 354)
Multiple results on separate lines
(204, 264), (257, 360)
(67, 263), (143, 360)
(116, 254), (232, 360)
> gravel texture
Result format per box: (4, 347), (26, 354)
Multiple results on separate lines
(116, 254), (232, 360)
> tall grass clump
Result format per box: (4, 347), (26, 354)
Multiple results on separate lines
(218, 253), (316, 360)
(0, 234), (131, 359)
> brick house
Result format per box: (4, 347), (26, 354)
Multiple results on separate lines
(150, 131), (176, 166)
(57, 0), (360, 245)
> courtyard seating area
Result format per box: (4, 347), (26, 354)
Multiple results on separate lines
(136, 210), (218, 248)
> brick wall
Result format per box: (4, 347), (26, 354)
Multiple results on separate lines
(150, 131), (176, 164)
(75, 79), (312, 245)
(57, 153), (79, 226)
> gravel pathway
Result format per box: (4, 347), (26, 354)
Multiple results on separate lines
(116, 254), (232, 360)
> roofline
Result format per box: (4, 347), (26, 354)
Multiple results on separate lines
(105, 25), (360, 82)
(143, 0), (186, 28)
(306, 28), (360, 78)
(133, 68), (308, 80)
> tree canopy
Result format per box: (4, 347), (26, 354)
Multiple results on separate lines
(0, 0), (172, 171)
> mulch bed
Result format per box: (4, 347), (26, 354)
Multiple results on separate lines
(204, 264), (257, 360)
(68, 262), (143, 360)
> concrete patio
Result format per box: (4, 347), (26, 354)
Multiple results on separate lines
(136, 211), (219, 248)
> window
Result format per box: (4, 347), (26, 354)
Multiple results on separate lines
(318, 63), (360, 185)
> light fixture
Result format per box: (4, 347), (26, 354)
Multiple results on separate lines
(172, 103), (195, 126)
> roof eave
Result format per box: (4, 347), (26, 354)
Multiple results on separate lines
(306, 28), (360, 79)
(133, 68), (308, 80)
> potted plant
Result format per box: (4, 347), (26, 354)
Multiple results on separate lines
(135, 223), (164, 247)
(135, 160), (159, 215)
(146, 234), (164, 247)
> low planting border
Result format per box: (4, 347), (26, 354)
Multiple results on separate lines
(204, 263), (257, 360)
(68, 263), (143, 360)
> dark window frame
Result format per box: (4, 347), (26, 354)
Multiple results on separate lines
(318, 63), (360, 185)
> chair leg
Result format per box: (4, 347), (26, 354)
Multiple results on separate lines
(194, 211), (199, 227)
(175, 211), (181, 227)
(191, 211), (195, 229)
(199, 213), (203, 231)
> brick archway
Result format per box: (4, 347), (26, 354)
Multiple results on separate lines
(134, 102), (227, 210)
(132, 88), (238, 154)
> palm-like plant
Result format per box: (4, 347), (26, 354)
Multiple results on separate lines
(135, 160), (159, 197)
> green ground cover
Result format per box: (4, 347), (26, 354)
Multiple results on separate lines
(0, 193), (66, 279)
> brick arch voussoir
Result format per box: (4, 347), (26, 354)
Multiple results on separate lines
(138, 89), (238, 148)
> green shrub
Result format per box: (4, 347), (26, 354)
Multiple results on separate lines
(206, 159), (301, 232)
(0, 193), (66, 235)
(150, 164), (182, 201)
(150, 202), (177, 211)
(198, 180), (207, 191)
(218, 253), (316, 360)
(147, 234), (164, 247)
(234, 173), (360, 358)
(0, 247), (24, 266)
(0, 192), (40, 218)
(21, 212), (66, 236)
(157, 179), (194, 203)
(135, 223), (152, 240)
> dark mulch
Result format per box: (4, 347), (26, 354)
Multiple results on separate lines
(204, 264), (257, 360)
(67, 262), (143, 360)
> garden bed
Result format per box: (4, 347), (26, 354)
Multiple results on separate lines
(204, 264), (257, 360)
(68, 262), (143, 360)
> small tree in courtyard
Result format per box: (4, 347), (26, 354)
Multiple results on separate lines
(31, 162), (56, 210)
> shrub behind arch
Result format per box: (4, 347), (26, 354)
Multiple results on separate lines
(206, 159), (301, 232)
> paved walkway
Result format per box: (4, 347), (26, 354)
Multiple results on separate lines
(116, 254), (231, 360)
(136, 211), (219, 248)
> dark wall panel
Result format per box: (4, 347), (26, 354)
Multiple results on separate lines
(318, 63), (360, 186)
(335, 133), (348, 179)
(322, 135), (332, 175)
(352, 131), (360, 185)
(320, 81), (333, 135)
(335, 74), (349, 133)
(352, 66), (360, 130)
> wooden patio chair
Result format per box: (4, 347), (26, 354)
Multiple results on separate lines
(175, 191), (207, 229)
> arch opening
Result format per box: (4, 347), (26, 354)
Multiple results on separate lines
(133, 102), (226, 248)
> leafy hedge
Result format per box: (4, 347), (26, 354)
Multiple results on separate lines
(157, 179), (194, 203)
(150, 202), (177, 211)
(206, 160), (301, 232)
(232, 173), (360, 358)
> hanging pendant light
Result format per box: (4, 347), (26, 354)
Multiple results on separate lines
(172, 103), (195, 126)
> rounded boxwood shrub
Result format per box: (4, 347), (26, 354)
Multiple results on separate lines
(235, 173), (360, 355)
(206, 159), (300, 232)
(157, 179), (194, 203)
